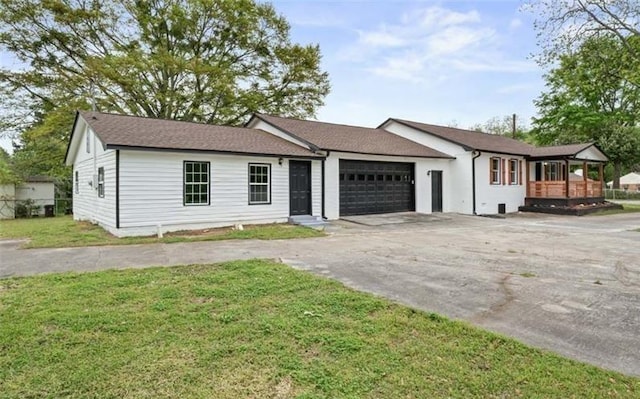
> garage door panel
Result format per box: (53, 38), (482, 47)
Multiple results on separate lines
(339, 160), (414, 216)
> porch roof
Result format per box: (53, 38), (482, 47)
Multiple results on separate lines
(528, 143), (608, 162)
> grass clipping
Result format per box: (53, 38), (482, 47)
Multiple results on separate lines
(0, 260), (638, 398)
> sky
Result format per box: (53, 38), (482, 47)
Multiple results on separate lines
(273, 0), (543, 128)
(0, 0), (545, 152)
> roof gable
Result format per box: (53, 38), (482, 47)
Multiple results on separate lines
(66, 112), (321, 162)
(382, 118), (535, 156)
(251, 114), (453, 159)
(529, 143), (607, 161)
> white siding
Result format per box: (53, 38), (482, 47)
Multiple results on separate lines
(117, 151), (322, 237)
(72, 125), (117, 228)
(382, 121), (473, 214)
(323, 151), (452, 219)
(475, 153), (526, 214)
(15, 182), (55, 216)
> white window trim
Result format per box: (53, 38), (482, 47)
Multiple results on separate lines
(184, 161), (210, 206)
(97, 167), (105, 198)
(490, 157), (501, 185)
(509, 159), (518, 185)
(248, 163), (271, 205)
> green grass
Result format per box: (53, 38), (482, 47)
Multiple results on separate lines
(0, 260), (637, 398)
(0, 216), (324, 248)
(590, 203), (640, 216)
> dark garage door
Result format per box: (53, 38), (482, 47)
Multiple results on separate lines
(339, 160), (415, 216)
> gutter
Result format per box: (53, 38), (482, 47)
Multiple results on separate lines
(471, 150), (482, 215)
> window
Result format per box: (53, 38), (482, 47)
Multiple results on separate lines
(75, 171), (79, 194)
(490, 157), (501, 184)
(184, 161), (209, 205)
(509, 159), (518, 185)
(86, 130), (90, 153)
(545, 162), (562, 181)
(249, 163), (270, 204)
(97, 167), (104, 198)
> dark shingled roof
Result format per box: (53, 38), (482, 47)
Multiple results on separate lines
(529, 143), (594, 158)
(385, 118), (535, 156)
(253, 114), (453, 158)
(77, 111), (322, 158)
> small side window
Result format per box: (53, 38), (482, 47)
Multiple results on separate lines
(97, 167), (104, 198)
(490, 157), (501, 185)
(75, 171), (79, 194)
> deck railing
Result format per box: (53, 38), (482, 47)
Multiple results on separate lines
(528, 181), (603, 198)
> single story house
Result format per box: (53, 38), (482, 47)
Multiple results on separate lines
(607, 172), (640, 191)
(65, 111), (323, 237)
(0, 176), (55, 219)
(65, 111), (609, 236)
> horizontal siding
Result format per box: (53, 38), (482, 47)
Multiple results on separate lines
(311, 160), (322, 217)
(119, 151), (321, 230)
(73, 150), (116, 228)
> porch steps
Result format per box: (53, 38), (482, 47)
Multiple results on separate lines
(288, 215), (327, 230)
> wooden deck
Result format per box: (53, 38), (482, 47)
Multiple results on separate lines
(528, 181), (603, 199)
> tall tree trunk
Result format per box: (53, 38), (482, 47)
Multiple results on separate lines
(613, 162), (622, 189)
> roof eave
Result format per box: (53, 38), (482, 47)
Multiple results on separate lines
(105, 144), (325, 159)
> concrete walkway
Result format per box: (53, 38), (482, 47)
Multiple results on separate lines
(1, 212), (640, 376)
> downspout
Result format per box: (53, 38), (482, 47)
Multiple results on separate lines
(471, 150), (482, 215)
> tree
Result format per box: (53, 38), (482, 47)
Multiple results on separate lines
(469, 115), (531, 141)
(0, 0), (330, 130)
(532, 35), (640, 188)
(526, 0), (640, 73)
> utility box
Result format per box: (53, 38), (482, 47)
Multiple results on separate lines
(44, 205), (55, 217)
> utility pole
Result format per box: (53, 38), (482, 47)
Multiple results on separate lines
(512, 113), (516, 139)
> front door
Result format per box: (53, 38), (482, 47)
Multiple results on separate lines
(289, 160), (311, 215)
(431, 170), (443, 212)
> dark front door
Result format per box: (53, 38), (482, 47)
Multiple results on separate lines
(431, 170), (443, 212)
(339, 160), (415, 216)
(289, 160), (311, 215)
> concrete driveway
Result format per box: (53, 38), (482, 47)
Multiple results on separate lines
(1, 212), (639, 376)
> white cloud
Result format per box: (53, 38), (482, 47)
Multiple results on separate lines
(509, 18), (523, 29)
(343, 5), (534, 83)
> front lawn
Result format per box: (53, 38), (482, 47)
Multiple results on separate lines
(0, 260), (637, 398)
(0, 216), (323, 248)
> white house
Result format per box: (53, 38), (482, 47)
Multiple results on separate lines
(607, 172), (640, 191)
(246, 114), (454, 219)
(65, 111), (609, 236)
(0, 176), (55, 219)
(380, 118), (534, 215)
(65, 112), (324, 237)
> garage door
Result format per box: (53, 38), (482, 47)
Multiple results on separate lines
(339, 160), (415, 216)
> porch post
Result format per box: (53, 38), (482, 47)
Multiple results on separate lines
(565, 160), (570, 198)
(583, 161), (588, 198)
(526, 162), (530, 197)
(598, 163), (604, 196)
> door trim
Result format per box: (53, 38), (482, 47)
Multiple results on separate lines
(289, 160), (312, 216)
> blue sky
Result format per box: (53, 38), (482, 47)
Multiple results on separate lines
(1, 0), (543, 152)
(275, 0), (543, 128)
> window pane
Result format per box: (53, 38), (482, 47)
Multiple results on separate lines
(186, 163), (193, 173)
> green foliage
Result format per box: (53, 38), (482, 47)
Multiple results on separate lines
(0, 0), (330, 126)
(0, 260), (637, 397)
(469, 115), (533, 142)
(532, 35), (640, 187)
(0, 216), (324, 248)
(0, 147), (19, 184)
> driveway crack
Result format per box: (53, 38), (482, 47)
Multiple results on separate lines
(470, 273), (514, 323)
